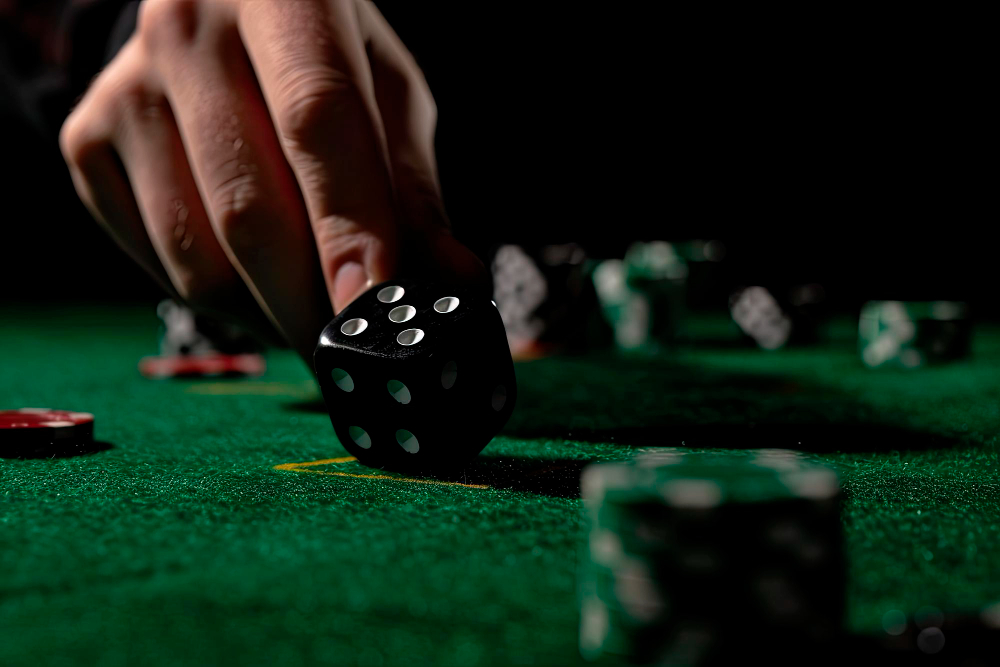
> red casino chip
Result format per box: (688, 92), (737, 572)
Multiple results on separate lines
(138, 353), (266, 379)
(0, 408), (95, 458)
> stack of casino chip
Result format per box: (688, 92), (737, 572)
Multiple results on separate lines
(592, 240), (731, 350)
(155, 299), (263, 357)
(622, 242), (689, 346)
(858, 300), (971, 368)
(138, 300), (266, 378)
(491, 244), (611, 358)
(592, 241), (688, 351)
(579, 450), (845, 665)
(592, 258), (651, 351)
(673, 240), (727, 311)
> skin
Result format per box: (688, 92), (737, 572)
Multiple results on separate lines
(60, 0), (485, 361)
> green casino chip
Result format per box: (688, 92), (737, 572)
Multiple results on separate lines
(859, 300), (971, 368)
(592, 242), (688, 352)
(579, 450), (844, 664)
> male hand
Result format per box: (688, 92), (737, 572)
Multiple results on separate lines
(61, 0), (484, 360)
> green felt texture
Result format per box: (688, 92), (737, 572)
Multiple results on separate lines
(2, 305), (999, 665)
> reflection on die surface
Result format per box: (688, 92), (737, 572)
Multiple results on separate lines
(314, 279), (517, 472)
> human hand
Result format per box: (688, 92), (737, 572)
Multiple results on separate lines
(60, 0), (485, 360)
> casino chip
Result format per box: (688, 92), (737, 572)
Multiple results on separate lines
(593, 240), (729, 351)
(492, 244), (610, 359)
(592, 258), (651, 351)
(579, 450), (845, 664)
(859, 301), (971, 368)
(138, 353), (266, 379)
(592, 241), (688, 351)
(0, 408), (95, 459)
(139, 299), (266, 378)
(672, 239), (728, 312)
(156, 299), (263, 356)
(622, 241), (688, 347)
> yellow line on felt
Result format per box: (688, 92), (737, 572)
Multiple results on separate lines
(273, 457), (489, 489)
(274, 457), (357, 470)
(297, 469), (489, 489)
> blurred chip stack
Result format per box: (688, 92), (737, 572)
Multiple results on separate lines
(624, 241), (689, 345)
(138, 300), (266, 378)
(672, 240), (728, 311)
(492, 243), (611, 359)
(858, 301), (971, 368)
(579, 450), (844, 665)
(592, 241), (688, 351)
(592, 258), (649, 351)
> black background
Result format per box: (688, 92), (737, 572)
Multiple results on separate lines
(0, 4), (989, 314)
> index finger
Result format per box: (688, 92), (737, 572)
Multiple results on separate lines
(236, 0), (399, 312)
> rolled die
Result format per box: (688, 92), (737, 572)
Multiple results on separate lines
(314, 279), (517, 473)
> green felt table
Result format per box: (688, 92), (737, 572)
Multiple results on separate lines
(2, 305), (999, 666)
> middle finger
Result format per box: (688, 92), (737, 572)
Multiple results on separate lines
(237, 0), (399, 311)
(138, 0), (331, 358)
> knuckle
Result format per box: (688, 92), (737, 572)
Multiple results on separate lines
(63, 40), (163, 156)
(101, 44), (167, 128)
(208, 171), (267, 248)
(275, 73), (357, 148)
(114, 81), (169, 125)
(59, 107), (107, 171)
(313, 216), (366, 253)
(406, 70), (438, 128)
(383, 65), (437, 134)
(313, 220), (379, 275)
(424, 94), (438, 126)
(413, 91), (437, 140)
(58, 113), (82, 166)
(137, 0), (199, 52)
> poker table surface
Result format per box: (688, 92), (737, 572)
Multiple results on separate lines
(2, 304), (999, 666)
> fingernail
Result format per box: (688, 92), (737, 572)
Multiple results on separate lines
(333, 261), (370, 312)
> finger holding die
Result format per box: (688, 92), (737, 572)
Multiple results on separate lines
(314, 280), (517, 472)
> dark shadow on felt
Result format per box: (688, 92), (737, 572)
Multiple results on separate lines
(506, 423), (954, 454)
(282, 399), (329, 414)
(506, 355), (959, 454)
(407, 420), (955, 499)
(438, 456), (592, 499)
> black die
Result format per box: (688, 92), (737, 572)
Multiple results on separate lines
(314, 279), (517, 472)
